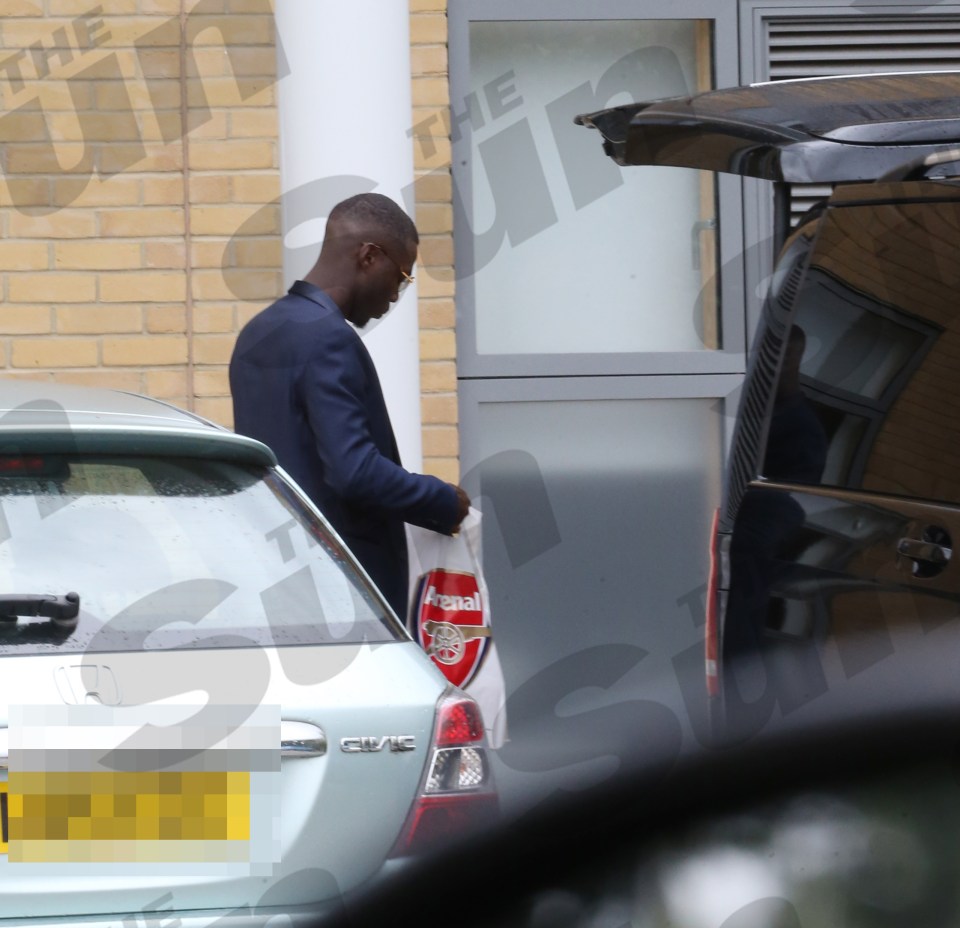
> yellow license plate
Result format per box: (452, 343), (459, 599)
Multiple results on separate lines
(1, 773), (249, 862)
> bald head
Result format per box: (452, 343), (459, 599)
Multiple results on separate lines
(304, 194), (419, 328)
(323, 193), (418, 258)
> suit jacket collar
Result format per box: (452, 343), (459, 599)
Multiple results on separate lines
(289, 279), (340, 313)
(290, 282), (402, 465)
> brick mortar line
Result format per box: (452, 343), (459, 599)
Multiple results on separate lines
(179, 0), (195, 410)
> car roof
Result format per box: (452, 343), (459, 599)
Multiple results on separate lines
(0, 379), (276, 466)
(575, 71), (960, 183)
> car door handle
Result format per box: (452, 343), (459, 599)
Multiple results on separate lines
(280, 720), (327, 758)
(897, 538), (952, 566)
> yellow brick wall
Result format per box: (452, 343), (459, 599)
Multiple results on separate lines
(1, 2), (459, 479)
(410, 0), (459, 483)
(0, 0), (282, 423)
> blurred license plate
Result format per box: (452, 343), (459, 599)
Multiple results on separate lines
(5, 771), (250, 862)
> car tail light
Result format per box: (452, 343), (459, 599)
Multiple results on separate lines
(389, 689), (498, 857)
(705, 508), (720, 699)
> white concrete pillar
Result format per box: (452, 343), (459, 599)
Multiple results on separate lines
(273, 0), (423, 470)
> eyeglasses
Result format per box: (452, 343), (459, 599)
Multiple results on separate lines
(363, 242), (415, 293)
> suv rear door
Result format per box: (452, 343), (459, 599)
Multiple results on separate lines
(722, 181), (960, 724)
(576, 71), (960, 727)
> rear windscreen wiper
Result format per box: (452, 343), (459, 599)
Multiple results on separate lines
(0, 593), (80, 627)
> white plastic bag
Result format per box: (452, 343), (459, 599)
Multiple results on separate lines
(406, 507), (507, 748)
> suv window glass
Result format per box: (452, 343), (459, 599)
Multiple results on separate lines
(761, 197), (960, 504)
(0, 455), (401, 654)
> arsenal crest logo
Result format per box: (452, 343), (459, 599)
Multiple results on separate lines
(412, 569), (490, 687)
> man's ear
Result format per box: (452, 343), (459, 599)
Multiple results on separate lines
(357, 242), (377, 270)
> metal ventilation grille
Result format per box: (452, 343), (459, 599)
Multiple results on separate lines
(767, 15), (960, 224)
(769, 16), (960, 79)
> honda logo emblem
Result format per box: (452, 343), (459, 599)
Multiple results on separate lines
(54, 664), (121, 706)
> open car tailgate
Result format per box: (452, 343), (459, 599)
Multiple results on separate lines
(575, 71), (960, 183)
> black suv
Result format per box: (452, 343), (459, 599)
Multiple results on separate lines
(578, 72), (960, 734)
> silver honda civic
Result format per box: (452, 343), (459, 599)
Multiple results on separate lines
(0, 380), (495, 926)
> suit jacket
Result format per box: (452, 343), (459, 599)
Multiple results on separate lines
(229, 280), (459, 618)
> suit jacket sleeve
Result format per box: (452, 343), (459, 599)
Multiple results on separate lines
(299, 320), (459, 533)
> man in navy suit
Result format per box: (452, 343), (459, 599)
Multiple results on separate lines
(230, 193), (470, 619)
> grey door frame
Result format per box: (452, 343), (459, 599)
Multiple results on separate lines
(448, 0), (747, 379)
(459, 374), (744, 500)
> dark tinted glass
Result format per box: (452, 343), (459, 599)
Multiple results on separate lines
(762, 196), (960, 505)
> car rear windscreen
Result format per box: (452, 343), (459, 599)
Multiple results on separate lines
(0, 455), (402, 654)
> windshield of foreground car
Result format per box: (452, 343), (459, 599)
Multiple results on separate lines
(0, 454), (400, 654)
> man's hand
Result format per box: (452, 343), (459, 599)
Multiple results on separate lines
(451, 485), (471, 531)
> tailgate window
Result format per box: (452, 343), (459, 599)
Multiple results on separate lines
(0, 455), (401, 654)
(760, 196), (960, 502)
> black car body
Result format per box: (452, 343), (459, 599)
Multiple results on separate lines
(577, 71), (960, 735)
